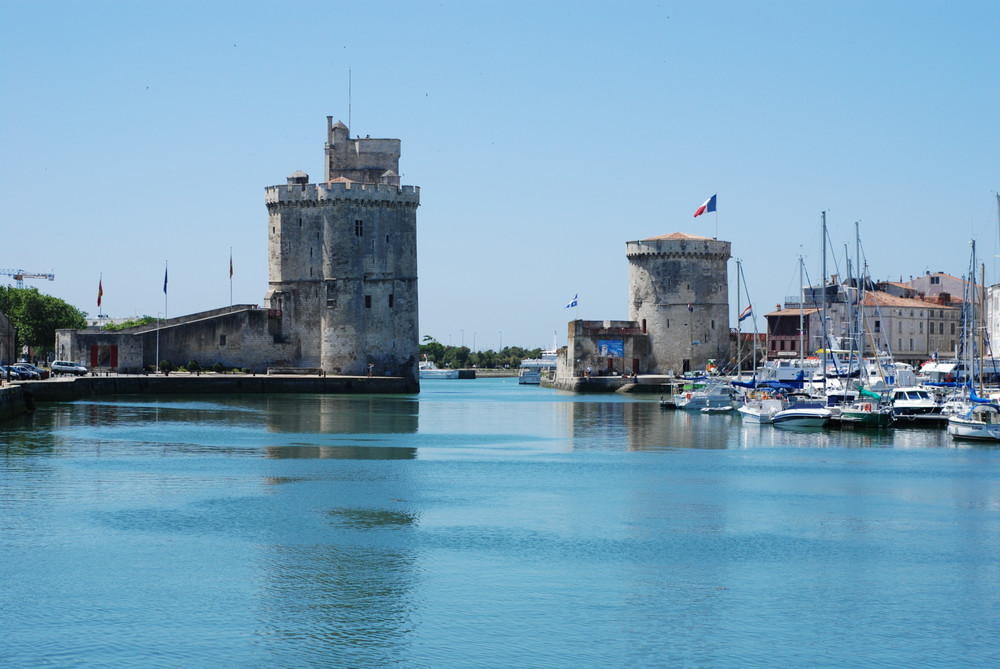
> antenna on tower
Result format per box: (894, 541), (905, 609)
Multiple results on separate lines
(348, 66), (352, 133)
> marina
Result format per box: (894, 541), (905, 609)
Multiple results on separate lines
(2, 377), (998, 667)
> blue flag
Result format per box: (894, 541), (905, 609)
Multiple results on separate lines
(565, 293), (578, 308)
(163, 264), (168, 294)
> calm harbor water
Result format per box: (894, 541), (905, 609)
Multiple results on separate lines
(2, 377), (999, 668)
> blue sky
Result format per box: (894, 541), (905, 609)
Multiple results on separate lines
(2, 1), (998, 351)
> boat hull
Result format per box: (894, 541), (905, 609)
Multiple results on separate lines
(772, 406), (831, 427)
(947, 419), (1000, 441)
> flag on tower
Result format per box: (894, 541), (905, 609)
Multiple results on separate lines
(229, 251), (233, 278)
(163, 264), (168, 294)
(739, 305), (753, 322)
(565, 293), (578, 308)
(97, 278), (103, 308)
(693, 194), (717, 218)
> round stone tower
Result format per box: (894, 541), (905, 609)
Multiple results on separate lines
(626, 232), (731, 375)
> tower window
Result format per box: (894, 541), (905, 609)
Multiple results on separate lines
(355, 220), (364, 236)
(389, 294), (394, 308)
(219, 335), (227, 346)
(365, 295), (372, 308)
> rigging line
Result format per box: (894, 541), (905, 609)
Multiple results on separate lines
(823, 223), (844, 286)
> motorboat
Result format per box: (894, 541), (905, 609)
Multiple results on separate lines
(838, 400), (892, 428)
(947, 403), (1000, 441)
(888, 386), (946, 426)
(419, 360), (459, 379)
(674, 380), (735, 411)
(737, 392), (785, 424)
(772, 398), (832, 428)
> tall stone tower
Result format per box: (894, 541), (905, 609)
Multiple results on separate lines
(626, 232), (731, 374)
(264, 118), (420, 386)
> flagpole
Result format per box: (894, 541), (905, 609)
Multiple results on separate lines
(229, 247), (233, 308)
(164, 260), (168, 321)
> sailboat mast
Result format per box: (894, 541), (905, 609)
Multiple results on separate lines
(981, 263), (986, 395)
(736, 258), (742, 379)
(799, 256), (805, 373)
(856, 221), (864, 363)
(821, 211), (828, 390)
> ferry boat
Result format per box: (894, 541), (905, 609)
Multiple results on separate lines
(518, 349), (558, 385)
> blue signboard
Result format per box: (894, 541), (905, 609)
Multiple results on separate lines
(598, 340), (624, 358)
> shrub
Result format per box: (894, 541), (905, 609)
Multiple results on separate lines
(159, 360), (174, 374)
(212, 362), (224, 373)
(188, 360), (200, 372)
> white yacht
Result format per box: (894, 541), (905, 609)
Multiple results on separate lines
(419, 360), (459, 379)
(518, 350), (558, 385)
(772, 398), (832, 428)
(947, 403), (1000, 442)
(737, 392), (785, 424)
(888, 386), (945, 426)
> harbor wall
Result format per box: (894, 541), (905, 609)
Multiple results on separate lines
(16, 374), (417, 404)
(0, 385), (29, 421)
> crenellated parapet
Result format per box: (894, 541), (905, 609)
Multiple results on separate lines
(265, 182), (420, 212)
(626, 236), (730, 261)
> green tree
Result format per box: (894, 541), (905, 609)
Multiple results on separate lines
(0, 286), (87, 357)
(443, 345), (470, 369)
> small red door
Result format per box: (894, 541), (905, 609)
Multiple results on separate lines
(110, 345), (118, 368)
(90, 345), (99, 367)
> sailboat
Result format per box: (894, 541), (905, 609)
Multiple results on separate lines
(948, 235), (1000, 440)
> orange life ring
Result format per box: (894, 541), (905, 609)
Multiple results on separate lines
(686, 392), (692, 399)
(864, 403), (871, 412)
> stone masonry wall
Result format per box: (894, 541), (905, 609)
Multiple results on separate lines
(627, 236), (731, 374)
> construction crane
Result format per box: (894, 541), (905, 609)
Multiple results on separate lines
(1, 269), (55, 289)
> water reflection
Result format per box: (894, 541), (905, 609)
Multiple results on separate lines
(266, 445), (416, 460)
(263, 395), (418, 435)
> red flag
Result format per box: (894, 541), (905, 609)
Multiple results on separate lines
(229, 252), (233, 278)
(97, 278), (103, 308)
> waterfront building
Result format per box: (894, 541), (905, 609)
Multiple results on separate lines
(766, 280), (961, 368)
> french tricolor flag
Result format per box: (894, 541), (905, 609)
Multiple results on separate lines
(739, 305), (752, 322)
(693, 194), (717, 218)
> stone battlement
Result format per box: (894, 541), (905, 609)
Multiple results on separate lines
(265, 182), (420, 210)
(625, 238), (730, 261)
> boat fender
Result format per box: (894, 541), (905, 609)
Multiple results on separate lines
(686, 393), (691, 400)
(865, 403), (871, 412)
